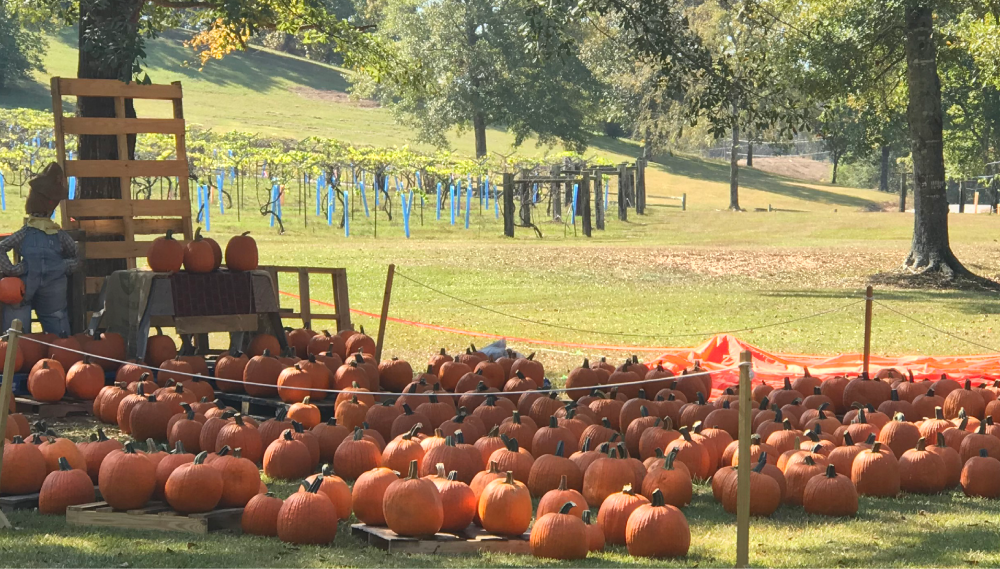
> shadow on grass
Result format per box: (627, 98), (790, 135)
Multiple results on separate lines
(588, 137), (879, 210)
(759, 289), (1000, 316)
(47, 28), (352, 94)
(0, 77), (63, 112)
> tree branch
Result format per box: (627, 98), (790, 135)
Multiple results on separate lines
(149, 0), (212, 8)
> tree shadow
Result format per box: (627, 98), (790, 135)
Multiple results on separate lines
(587, 137), (881, 209)
(759, 288), (1000, 316)
(47, 28), (352, 94)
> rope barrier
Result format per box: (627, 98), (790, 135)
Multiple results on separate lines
(14, 334), (737, 398)
(391, 269), (866, 340)
(873, 300), (1000, 354)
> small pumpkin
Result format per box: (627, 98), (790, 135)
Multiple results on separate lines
(183, 227), (216, 273)
(300, 464), (352, 521)
(333, 427), (382, 480)
(276, 475), (338, 544)
(351, 467), (399, 525)
(597, 483), (649, 546)
(530, 501), (589, 560)
(28, 360), (66, 402)
(536, 474), (587, 518)
(263, 430), (313, 481)
(960, 449), (1000, 498)
(147, 229), (184, 273)
(624, 488), (691, 558)
(241, 492), (283, 536)
(803, 463), (858, 517)
(478, 471), (532, 537)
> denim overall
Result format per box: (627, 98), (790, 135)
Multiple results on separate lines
(2, 227), (69, 335)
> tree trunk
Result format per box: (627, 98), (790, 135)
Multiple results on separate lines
(77, 0), (143, 282)
(729, 103), (741, 211)
(746, 141), (754, 167)
(901, 1), (969, 278)
(879, 145), (890, 192)
(473, 111), (487, 158)
(831, 153), (839, 184)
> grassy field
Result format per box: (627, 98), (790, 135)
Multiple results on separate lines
(0, 28), (891, 215)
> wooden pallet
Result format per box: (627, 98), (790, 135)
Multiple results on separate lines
(215, 392), (337, 421)
(15, 396), (92, 418)
(66, 501), (243, 534)
(351, 524), (531, 555)
(0, 487), (101, 514)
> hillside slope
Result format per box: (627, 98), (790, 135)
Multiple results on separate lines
(0, 29), (891, 212)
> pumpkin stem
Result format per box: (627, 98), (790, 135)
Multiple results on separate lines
(803, 456), (816, 466)
(406, 460), (420, 480)
(58, 456), (72, 471)
(557, 474), (569, 491)
(503, 471), (515, 485)
(582, 510), (594, 524)
(504, 437), (519, 452)
(123, 441), (137, 454)
(650, 488), (665, 507)
(665, 447), (678, 471)
(558, 501), (576, 515)
(825, 464), (837, 478)
(871, 441), (882, 453)
(752, 453), (767, 473)
(405, 424), (422, 440)
(843, 432), (855, 447)
(285, 430), (298, 442)
(555, 440), (565, 457)
(193, 451), (209, 465)
(436, 463), (447, 479)
(487, 460), (501, 474)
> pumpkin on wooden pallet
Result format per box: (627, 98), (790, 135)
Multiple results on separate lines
(39, 457), (96, 515)
(99, 441), (155, 510)
(530, 501), (588, 560)
(478, 471), (532, 537)
(165, 451), (223, 514)
(242, 492), (283, 536)
(625, 488), (691, 558)
(28, 360), (65, 402)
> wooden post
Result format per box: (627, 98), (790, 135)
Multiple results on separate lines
(594, 171), (605, 230)
(735, 349), (752, 568)
(374, 264), (395, 362)
(582, 171), (592, 237)
(298, 268), (311, 330)
(863, 285), (873, 376)
(682, 193), (687, 212)
(552, 165), (562, 221)
(636, 159), (646, 214)
(502, 173), (515, 237)
(0, 319), (23, 530)
(617, 164), (628, 222)
(974, 190), (980, 213)
(958, 180), (965, 214)
(899, 173), (907, 212)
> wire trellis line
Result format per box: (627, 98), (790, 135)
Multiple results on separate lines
(13, 334), (735, 398)
(873, 300), (1000, 355)
(393, 269), (865, 340)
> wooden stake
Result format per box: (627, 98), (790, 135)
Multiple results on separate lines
(735, 349), (752, 568)
(863, 286), (873, 376)
(374, 264), (395, 362)
(0, 319), (23, 530)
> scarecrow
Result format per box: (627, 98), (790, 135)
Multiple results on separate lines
(0, 163), (78, 334)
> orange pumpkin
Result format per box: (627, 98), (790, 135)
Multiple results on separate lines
(147, 230), (185, 273)
(225, 232), (258, 271)
(0, 276), (24, 304)
(183, 228), (216, 274)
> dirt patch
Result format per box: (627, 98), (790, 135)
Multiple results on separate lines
(290, 86), (380, 108)
(741, 156), (833, 183)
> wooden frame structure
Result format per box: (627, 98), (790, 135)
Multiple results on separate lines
(261, 266), (353, 333)
(50, 77), (193, 296)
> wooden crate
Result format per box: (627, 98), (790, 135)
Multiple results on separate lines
(215, 392), (336, 421)
(66, 501), (243, 534)
(351, 524), (531, 555)
(261, 266), (352, 333)
(50, 77), (194, 317)
(0, 487), (101, 514)
(15, 396), (92, 419)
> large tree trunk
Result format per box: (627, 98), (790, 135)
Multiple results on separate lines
(831, 153), (839, 184)
(77, 0), (143, 281)
(901, 1), (969, 278)
(473, 111), (487, 158)
(879, 145), (890, 192)
(729, 103), (741, 211)
(746, 141), (753, 167)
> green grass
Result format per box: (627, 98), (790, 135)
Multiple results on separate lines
(0, 28), (895, 213)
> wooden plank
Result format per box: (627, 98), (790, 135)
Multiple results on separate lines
(65, 199), (191, 218)
(114, 96), (137, 270)
(172, 315), (259, 335)
(262, 266), (346, 275)
(75, 218), (185, 236)
(280, 313), (341, 321)
(65, 502), (241, 534)
(58, 78), (183, 100)
(14, 396), (91, 418)
(350, 524), (530, 555)
(62, 118), (185, 136)
(64, 160), (188, 179)
(298, 268), (311, 330)
(333, 271), (352, 333)
(85, 277), (106, 296)
(82, 241), (152, 260)
(172, 83), (194, 241)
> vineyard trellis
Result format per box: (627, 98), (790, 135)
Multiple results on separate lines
(0, 108), (657, 238)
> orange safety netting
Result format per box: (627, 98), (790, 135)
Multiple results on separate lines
(647, 334), (1000, 398)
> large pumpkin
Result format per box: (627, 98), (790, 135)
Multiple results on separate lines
(530, 501), (589, 560)
(333, 427), (382, 480)
(243, 350), (283, 398)
(263, 430), (313, 481)
(276, 476), (338, 545)
(851, 441), (900, 497)
(145, 328), (177, 368)
(597, 484), (649, 546)
(625, 489), (691, 558)
(478, 471), (532, 537)
(803, 463), (858, 516)
(0, 436), (47, 494)
(226, 232), (259, 271)
(351, 467), (399, 526)
(38, 457), (97, 515)
(899, 437), (946, 494)
(212, 447), (262, 508)
(147, 230), (185, 273)
(165, 451), (224, 514)
(183, 228), (216, 274)
(960, 449), (1000, 498)
(215, 350), (249, 394)
(242, 492), (283, 536)
(382, 460), (444, 536)
(99, 441), (155, 510)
